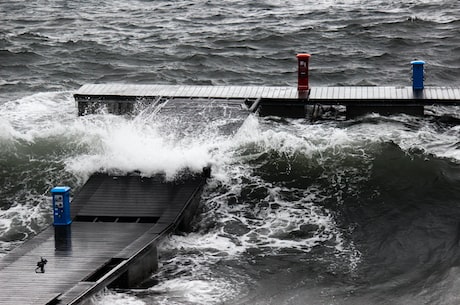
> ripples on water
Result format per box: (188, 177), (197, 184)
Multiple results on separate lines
(1, 0), (460, 304)
(1, 0), (460, 101)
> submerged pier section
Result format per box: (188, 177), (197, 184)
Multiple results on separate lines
(0, 172), (208, 305)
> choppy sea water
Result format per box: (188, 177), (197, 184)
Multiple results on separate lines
(1, 0), (460, 304)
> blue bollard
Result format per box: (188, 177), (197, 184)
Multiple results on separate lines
(411, 60), (425, 90)
(51, 186), (72, 226)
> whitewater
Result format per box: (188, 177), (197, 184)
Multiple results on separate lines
(1, 0), (460, 304)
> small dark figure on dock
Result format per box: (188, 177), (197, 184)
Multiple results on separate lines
(35, 257), (48, 273)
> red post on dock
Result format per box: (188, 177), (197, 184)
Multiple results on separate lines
(296, 53), (311, 91)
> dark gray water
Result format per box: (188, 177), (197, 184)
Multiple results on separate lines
(1, 0), (460, 304)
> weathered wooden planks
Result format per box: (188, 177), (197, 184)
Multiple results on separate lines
(0, 173), (208, 305)
(0, 222), (155, 305)
(74, 84), (460, 104)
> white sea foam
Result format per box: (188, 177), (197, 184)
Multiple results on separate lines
(192, 116), (365, 257)
(65, 113), (212, 179)
(0, 195), (51, 242)
(343, 112), (460, 164)
(0, 119), (16, 143)
(119, 116), (365, 305)
(0, 91), (76, 143)
(93, 290), (146, 305)
(0, 218), (12, 236)
(0, 92), (233, 180)
(147, 278), (238, 305)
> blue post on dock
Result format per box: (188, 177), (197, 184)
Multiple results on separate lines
(411, 60), (425, 90)
(51, 186), (72, 226)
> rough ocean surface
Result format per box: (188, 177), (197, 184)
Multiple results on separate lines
(1, 0), (460, 304)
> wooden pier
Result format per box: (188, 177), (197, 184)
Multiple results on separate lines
(74, 84), (460, 117)
(0, 172), (208, 305)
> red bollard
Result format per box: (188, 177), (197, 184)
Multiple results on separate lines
(296, 53), (311, 91)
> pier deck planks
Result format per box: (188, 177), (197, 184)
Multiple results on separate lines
(0, 173), (207, 305)
(74, 84), (460, 104)
(0, 222), (154, 305)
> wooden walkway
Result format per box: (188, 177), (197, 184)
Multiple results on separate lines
(74, 84), (460, 104)
(0, 222), (153, 305)
(0, 173), (207, 305)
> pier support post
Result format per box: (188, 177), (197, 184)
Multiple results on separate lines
(411, 60), (425, 90)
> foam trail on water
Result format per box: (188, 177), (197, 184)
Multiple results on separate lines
(0, 91), (76, 140)
(0, 119), (17, 143)
(344, 111), (460, 163)
(0, 194), (52, 254)
(150, 279), (239, 305)
(93, 290), (146, 305)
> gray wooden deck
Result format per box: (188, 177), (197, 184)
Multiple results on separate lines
(0, 222), (154, 305)
(0, 173), (207, 305)
(74, 84), (298, 100)
(311, 86), (460, 103)
(74, 84), (460, 104)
